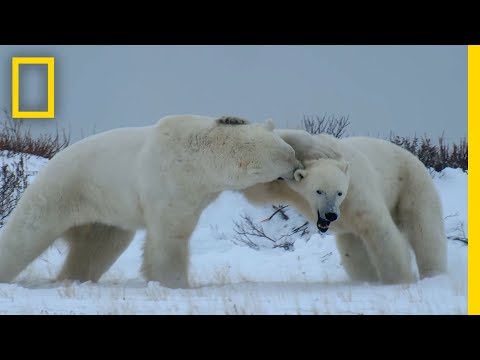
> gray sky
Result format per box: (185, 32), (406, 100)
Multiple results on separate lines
(0, 45), (467, 143)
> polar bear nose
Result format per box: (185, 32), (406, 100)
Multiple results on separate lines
(325, 212), (338, 221)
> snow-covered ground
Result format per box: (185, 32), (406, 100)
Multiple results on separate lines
(0, 153), (467, 314)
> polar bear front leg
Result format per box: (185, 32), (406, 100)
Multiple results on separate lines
(142, 228), (190, 288)
(142, 209), (198, 289)
(346, 202), (416, 284)
(335, 233), (379, 282)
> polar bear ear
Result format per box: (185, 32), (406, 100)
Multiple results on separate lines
(264, 118), (275, 131)
(216, 116), (249, 125)
(294, 169), (307, 182)
(339, 161), (349, 174)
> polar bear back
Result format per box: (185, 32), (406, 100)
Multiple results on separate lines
(21, 126), (152, 229)
(338, 136), (432, 212)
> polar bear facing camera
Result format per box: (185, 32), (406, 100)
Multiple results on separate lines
(243, 131), (447, 284)
(289, 158), (350, 233)
(0, 115), (301, 288)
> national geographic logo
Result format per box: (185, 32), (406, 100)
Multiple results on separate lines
(11, 57), (55, 119)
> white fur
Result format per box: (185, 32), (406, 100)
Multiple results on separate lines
(243, 131), (447, 284)
(0, 115), (301, 288)
(289, 158), (349, 227)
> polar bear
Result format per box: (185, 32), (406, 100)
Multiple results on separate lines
(243, 130), (447, 284)
(0, 115), (301, 288)
(289, 158), (350, 232)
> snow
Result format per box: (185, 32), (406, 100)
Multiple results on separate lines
(0, 154), (467, 314)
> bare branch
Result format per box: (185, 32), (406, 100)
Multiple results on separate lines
(0, 109), (70, 159)
(261, 205), (289, 222)
(444, 214), (468, 245)
(303, 114), (350, 138)
(388, 131), (467, 172)
(0, 155), (29, 228)
(447, 236), (468, 245)
(279, 221), (310, 240)
(233, 212), (310, 251)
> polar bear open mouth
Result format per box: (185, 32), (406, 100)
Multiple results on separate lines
(317, 211), (330, 233)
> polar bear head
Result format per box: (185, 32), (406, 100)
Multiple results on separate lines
(287, 158), (350, 232)
(207, 117), (302, 189)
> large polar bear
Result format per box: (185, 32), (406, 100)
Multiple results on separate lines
(0, 115), (302, 288)
(243, 130), (447, 284)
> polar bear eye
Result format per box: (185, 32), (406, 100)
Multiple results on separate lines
(338, 192), (343, 196)
(316, 190), (323, 195)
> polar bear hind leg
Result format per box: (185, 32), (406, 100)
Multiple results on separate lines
(0, 189), (73, 283)
(396, 180), (447, 279)
(349, 200), (416, 283)
(57, 223), (135, 282)
(0, 223), (66, 283)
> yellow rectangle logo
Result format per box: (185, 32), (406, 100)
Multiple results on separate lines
(11, 57), (55, 119)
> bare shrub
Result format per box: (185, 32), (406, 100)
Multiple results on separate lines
(445, 213), (468, 245)
(389, 132), (467, 172)
(301, 114), (467, 171)
(233, 208), (310, 251)
(302, 114), (350, 138)
(0, 110), (70, 159)
(0, 156), (28, 228)
(0, 109), (70, 228)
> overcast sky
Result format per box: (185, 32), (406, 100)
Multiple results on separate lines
(0, 45), (467, 143)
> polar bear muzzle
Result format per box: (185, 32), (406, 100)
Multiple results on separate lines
(317, 210), (331, 233)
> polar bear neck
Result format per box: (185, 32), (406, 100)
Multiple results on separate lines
(275, 129), (342, 161)
(158, 127), (249, 191)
